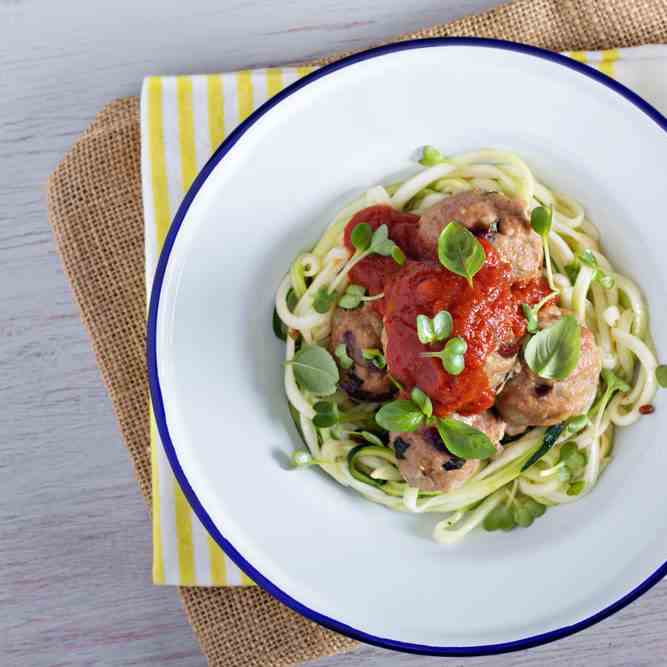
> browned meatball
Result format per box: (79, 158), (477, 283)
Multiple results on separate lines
(329, 303), (395, 402)
(495, 312), (602, 427)
(416, 190), (543, 281)
(484, 349), (519, 389)
(389, 411), (505, 493)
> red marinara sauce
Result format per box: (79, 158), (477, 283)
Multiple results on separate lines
(342, 205), (551, 416)
(343, 205), (420, 309)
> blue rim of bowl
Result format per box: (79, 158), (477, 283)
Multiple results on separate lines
(148, 37), (667, 656)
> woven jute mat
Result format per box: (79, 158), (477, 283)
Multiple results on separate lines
(47, 0), (667, 665)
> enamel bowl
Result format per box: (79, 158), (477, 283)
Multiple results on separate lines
(148, 38), (667, 655)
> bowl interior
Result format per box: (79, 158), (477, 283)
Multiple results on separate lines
(152, 42), (667, 648)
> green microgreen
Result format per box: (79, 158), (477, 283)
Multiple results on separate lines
(313, 287), (337, 313)
(416, 310), (453, 344)
(334, 343), (354, 370)
(656, 365), (667, 388)
(578, 249), (616, 289)
(421, 336), (468, 375)
(419, 145), (447, 166)
(530, 205), (556, 291)
(362, 348), (386, 369)
(521, 291), (559, 334)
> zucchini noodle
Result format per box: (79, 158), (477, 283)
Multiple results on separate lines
(275, 146), (659, 543)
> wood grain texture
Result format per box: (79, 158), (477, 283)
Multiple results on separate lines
(1, 0), (666, 665)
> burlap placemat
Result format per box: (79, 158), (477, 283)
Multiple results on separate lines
(47, 0), (667, 665)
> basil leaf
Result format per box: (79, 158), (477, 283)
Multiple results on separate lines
(524, 315), (581, 380)
(351, 223), (372, 251)
(436, 418), (496, 460)
(530, 205), (552, 236)
(521, 423), (566, 471)
(289, 344), (340, 395)
(437, 221), (486, 286)
(375, 400), (425, 432)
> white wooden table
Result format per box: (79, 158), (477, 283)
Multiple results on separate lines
(2, 1), (667, 665)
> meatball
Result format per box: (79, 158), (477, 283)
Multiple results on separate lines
(329, 303), (395, 402)
(495, 312), (602, 427)
(485, 348), (520, 390)
(389, 411), (505, 492)
(416, 190), (543, 281)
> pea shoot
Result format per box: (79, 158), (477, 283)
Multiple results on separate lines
(330, 426), (384, 447)
(483, 486), (547, 532)
(338, 284), (366, 310)
(578, 249), (616, 289)
(313, 287), (337, 313)
(538, 441), (587, 482)
(311, 400), (382, 433)
(567, 480), (585, 496)
(590, 368), (630, 419)
(334, 343), (354, 369)
(388, 374), (405, 391)
(565, 249), (616, 290)
(350, 222), (406, 265)
(273, 288), (298, 341)
(521, 291), (559, 334)
(530, 205), (556, 291)
(416, 310), (453, 344)
(338, 284), (385, 310)
(312, 400), (340, 428)
(362, 348), (386, 369)
(419, 145), (447, 166)
(565, 414), (589, 434)
(290, 449), (330, 468)
(421, 336), (468, 375)
(656, 365), (667, 388)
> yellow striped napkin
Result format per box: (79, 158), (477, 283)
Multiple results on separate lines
(140, 46), (667, 586)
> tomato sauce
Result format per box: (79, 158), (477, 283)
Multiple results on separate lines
(343, 205), (550, 416)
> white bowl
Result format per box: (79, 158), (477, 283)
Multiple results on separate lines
(148, 38), (667, 655)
